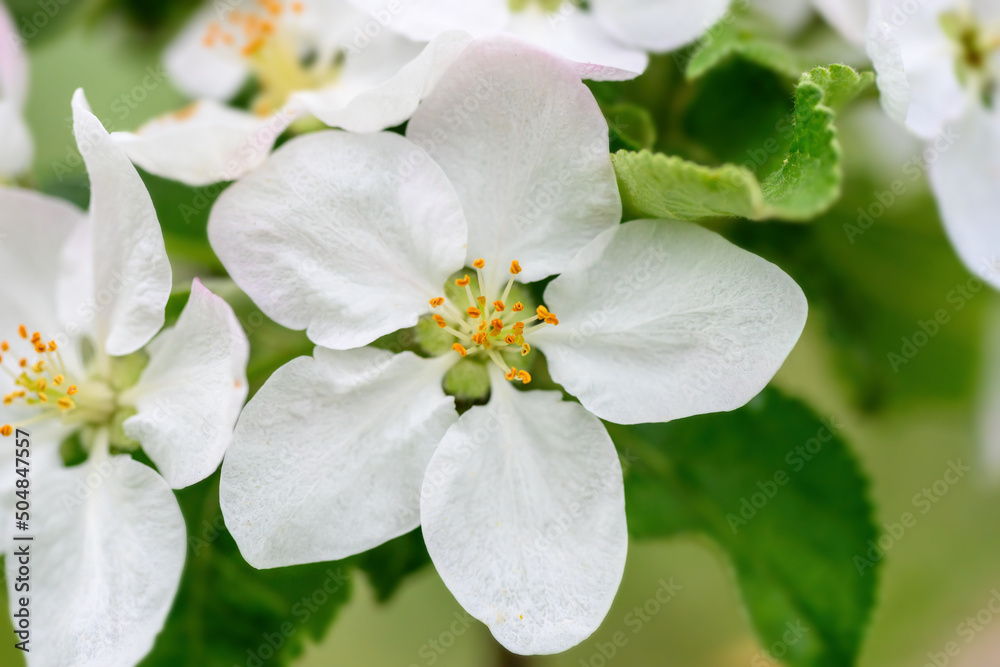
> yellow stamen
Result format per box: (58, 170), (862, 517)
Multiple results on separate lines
(53, 375), (64, 385)
(510, 260), (522, 275)
(521, 343), (531, 356)
(37, 393), (47, 403)
(35, 379), (46, 392)
(57, 397), (75, 410)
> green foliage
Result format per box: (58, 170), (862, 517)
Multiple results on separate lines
(139, 474), (354, 667)
(685, 10), (807, 80)
(611, 389), (878, 667)
(613, 65), (873, 222)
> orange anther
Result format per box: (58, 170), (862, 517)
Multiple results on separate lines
(47, 340), (57, 351)
(0, 425), (11, 437)
(429, 297), (445, 308)
(544, 315), (560, 326)
(17, 325), (27, 339)
(493, 300), (505, 312)
(53, 375), (64, 385)
(291, 1), (304, 12)
(510, 260), (522, 275)
(512, 302), (524, 312)
(505, 368), (517, 381)
(472, 332), (487, 345)
(57, 397), (74, 410)
(1, 341), (8, 351)
(467, 307), (482, 319)
(473, 258), (485, 269)
(432, 314), (447, 329)
(67, 386), (78, 396)
(505, 335), (517, 345)
(34, 343), (46, 353)
(517, 370), (532, 384)
(455, 275), (471, 287)
(452, 343), (468, 357)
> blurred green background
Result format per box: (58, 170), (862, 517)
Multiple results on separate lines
(2, 2), (1000, 666)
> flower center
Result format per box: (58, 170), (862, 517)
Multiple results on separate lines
(0, 325), (114, 437)
(427, 259), (559, 385)
(941, 8), (1000, 106)
(202, 0), (341, 116)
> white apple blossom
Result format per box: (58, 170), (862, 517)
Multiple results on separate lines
(209, 36), (807, 654)
(868, 0), (1000, 287)
(0, 90), (249, 667)
(111, 0), (472, 186)
(345, 0), (734, 78)
(0, 0), (32, 178)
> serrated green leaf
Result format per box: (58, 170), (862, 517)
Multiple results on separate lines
(613, 64), (873, 222)
(609, 389), (878, 667)
(686, 11), (807, 80)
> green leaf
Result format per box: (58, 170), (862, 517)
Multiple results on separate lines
(613, 64), (874, 222)
(356, 530), (432, 603)
(685, 11), (807, 80)
(604, 103), (658, 151)
(139, 473), (354, 667)
(610, 389), (878, 667)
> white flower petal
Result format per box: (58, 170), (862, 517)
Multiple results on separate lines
(869, 0), (968, 138)
(112, 102), (298, 186)
(121, 280), (249, 489)
(71, 90), (172, 357)
(504, 4), (648, 80)
(346, 0), (508, 41)
(421, 372), (627, 655)
(0, 187), (84, 339)
(220, 348), (457, 568)
(0, 3), (31, 177)
(0, 2), (27, 107)
(811, 0), (870, 47)
(590, 0), (731, 52)
(163, 5), (249, 101)
(208, 130), (467, 350)
(406, 35), (621, 288)
(533, 220), (808, 424)
(17, 454), (185, 667)
(290, 30), (473, 132)
(927, 106), (1000, 289)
